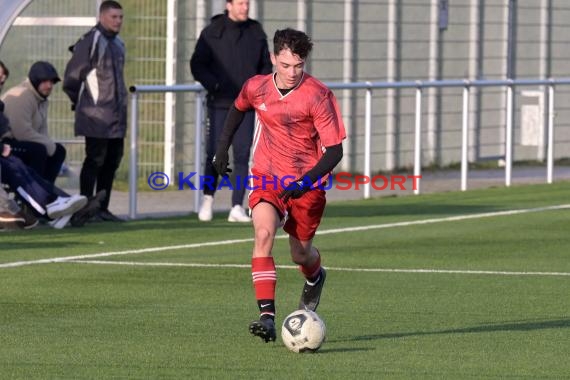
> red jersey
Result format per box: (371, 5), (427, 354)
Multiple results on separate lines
(234, 72), (346, 184)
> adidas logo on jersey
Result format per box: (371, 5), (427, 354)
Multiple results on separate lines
(258, 103), (267, 111)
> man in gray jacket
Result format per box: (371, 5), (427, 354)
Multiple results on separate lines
(63, 0), (127, 222)
(1, 61), (66, 184)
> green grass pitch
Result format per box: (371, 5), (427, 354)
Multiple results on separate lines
(1, 182), (569, 379)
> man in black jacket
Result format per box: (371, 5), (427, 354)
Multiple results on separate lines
(63, 0), (127, 222)
(191, 0), (272, 222)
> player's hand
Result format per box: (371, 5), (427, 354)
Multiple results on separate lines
(279, 177), (312, 202)
(212, 150), (232, 176)
(1, 143), (11, 157)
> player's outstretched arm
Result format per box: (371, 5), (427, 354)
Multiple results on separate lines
(212, 104), (245, 176)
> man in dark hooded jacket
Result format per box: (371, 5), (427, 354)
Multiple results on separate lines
(63, 0), (127, 222)
(1, 61), (66, 184)
(191, 0), (272, 223)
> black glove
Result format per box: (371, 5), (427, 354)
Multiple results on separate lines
(279, 177), (312, 202)
(212, 150), (232, 176)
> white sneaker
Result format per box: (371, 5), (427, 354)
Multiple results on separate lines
(198, 195), (214, 221)
(228, 205), (251, 222)
(48, 213), (72, 229)
(46, 195), (88, 219)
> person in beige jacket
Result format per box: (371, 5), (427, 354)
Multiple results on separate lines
(1, 61), (66, 184)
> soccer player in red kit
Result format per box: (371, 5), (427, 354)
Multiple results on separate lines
(213, 28), (346, 342)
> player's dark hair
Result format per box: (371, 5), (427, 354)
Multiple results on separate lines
(273, 28), (313, 60)
(100, 0), (122, 13)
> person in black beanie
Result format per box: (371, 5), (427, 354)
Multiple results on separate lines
(63, 0), (127, 222)
(1, 60), (66, 184)
(191, 0), (272, 223)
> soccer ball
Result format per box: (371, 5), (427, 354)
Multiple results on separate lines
(281, 309), (326, 353)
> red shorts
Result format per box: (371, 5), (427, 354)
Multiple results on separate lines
(248, 170), (326, 241)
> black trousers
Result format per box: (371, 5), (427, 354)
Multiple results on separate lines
(4, 139), (66, 184)
(80, 137), (124, 211)
(204, 107), (254, 206)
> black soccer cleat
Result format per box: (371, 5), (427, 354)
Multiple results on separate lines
(249, 318), (276, 343)
(298, 267), (326, 312)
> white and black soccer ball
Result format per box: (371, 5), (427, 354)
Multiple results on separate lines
(281, 309), (326, 353)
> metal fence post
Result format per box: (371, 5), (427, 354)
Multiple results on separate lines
(413, 85), (423, 195)
(129, 92), (139, 220)
(363, 85), (372, 199)
(461, 84), (470, 191)
(547, 84), (554, 184)
(194, 92), (205, 213)
(505, 84), (514, 187)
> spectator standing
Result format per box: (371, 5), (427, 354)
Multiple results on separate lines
(1, 61), (66, 184)
(191, 0), (272, 222)
(63, 0), (127, 222)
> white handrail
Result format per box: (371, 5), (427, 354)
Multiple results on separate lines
(129, 78), (570, 219)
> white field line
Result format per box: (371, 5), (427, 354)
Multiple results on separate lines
(1, 203), (569, 270)
(69, 260), (570, 277)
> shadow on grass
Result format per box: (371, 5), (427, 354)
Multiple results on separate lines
(1, 241), (83, 250)
(319, 347), (375, 354)
(337, 318), (570, 342)
(16, 215), (253, 235)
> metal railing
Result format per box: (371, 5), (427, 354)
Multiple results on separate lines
(129, 83), (204, 219)
(129, 78), (570, 219)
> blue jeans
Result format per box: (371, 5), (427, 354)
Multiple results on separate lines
(0, 155), (68, 215)
(4, 139), (66, 184)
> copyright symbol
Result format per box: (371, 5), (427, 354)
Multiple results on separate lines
(148, 172), (169, 190)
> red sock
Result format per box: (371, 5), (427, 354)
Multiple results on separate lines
(251, 256), (276, 301)
(299, 249), (321, 281)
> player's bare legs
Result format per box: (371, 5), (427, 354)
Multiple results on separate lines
(252, 202), (280, 258)
(289, 237), (317, 267)
(249, 201), (281, 342)
(290, 236), (326, 311)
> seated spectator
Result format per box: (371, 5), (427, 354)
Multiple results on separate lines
(0, 60), (66, 184)
(1, 142), (91, 229)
